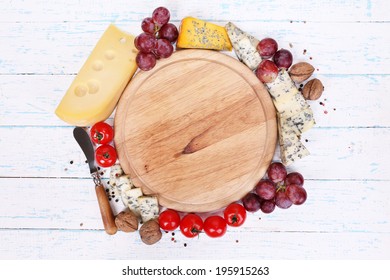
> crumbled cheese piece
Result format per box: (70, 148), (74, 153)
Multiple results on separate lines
(138, 196), (159, 223)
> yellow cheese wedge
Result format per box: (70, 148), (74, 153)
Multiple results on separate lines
(177, 17), (232, 51)
(55, 24), (138, 126)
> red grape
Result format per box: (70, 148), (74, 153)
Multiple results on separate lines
(242, 193), (261, 212)
(257, 38), (278, 59)
(275, 190), (293, 209)
(141, 17), (156, 34)
(285, 172), (304, 187)
(134, 33), (157, 53)
(152, 7), (170, 27)
(136, 52), (156, 71)
(154, 38), (173, 58)
(260, 200), (276, 214)
(159, 23), (179, 43)
(255, 179), (276, 200)
(286, 184), (307, 205)
(255, 60), (279, 83)
(273, 49), (293, 69)
(267, 162), (287, 183)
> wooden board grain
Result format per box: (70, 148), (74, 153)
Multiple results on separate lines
(114, 50), (277, 212)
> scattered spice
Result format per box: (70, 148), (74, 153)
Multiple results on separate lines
(324, 110), (328, 114)
(70, 160), (73, 164)
(184, 243), (187, 247)
(333, 108), (336, 111)
(303, 49), (307, 55)
(289, 43), (293, 48)
(319, 101), (325, 106)
(305, 139), (309, 143)
(80, 223), (83, 227)
(236, 240), (239, 243)
(309, 56), (313, 60)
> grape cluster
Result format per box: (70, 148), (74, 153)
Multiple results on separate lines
(135, 7), (178, 71)
(255, 38), (293, 83)
(242, 162), (307, 214)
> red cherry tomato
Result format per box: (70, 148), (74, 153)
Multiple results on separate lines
(180, 213), (203, 238)
(203, 215), (227, 238)
(95, 144), (117, 167)
(223, 203), (247, 227)
(90, 122), (114, 145)
(159, 209), (180, 231)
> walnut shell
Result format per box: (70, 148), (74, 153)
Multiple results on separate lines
(302, 78), (324, 100)
(289, 62), (315, 83)
(115, 210), (138, 232)
(139, 219), (162, 245)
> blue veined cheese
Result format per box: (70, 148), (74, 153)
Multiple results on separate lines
(138, 196), (159, 223)
(116, 175), (134, 193)
(109, 164), (123, 187)
(266, 69), (310, 117)
(278, 118), (310, 165)
(266, 69), (297, 99)
(279, 107), (316, 135)
(225, 22), (262, 70)
(121, 187), (143, 215)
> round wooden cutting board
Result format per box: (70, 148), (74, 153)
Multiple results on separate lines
(114, 49), (277, 212)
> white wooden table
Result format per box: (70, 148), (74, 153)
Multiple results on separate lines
(1, 0), (389, 259)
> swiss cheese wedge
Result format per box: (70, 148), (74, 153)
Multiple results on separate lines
(55, 24), (138, 126)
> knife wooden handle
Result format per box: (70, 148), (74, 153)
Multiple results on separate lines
(95, 184), (117, 235)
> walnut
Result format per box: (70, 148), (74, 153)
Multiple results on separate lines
(139, 219), (162, 245)
(289, 62), (315, 83)
(302, 78), (324, 100)
(115, 210), (138, 232)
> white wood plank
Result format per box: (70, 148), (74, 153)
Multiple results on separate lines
(1, 21), (389, 74)
(1, 74), (389, 127)
(0, 178), (389, 234)
(0, 126), (389, 180)
(1, 0), (387, 23)
(0, 229), (388, 259)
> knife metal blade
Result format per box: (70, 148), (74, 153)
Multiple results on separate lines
(73, 127), (98, 175)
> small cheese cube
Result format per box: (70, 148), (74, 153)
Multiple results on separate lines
(121, 188), (143, 215)
(138, 196), (159, 223)
(116, 175), (134, 193)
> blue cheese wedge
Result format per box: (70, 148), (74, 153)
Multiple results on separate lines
(121, 187), (143, 215)
(225, 22), (262, 70)
(279, 107), (315, 135)
(278, 118), (310, 165)
(138, 196), (159, 223)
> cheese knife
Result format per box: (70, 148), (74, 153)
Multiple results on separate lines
(73, 127), (117, 235)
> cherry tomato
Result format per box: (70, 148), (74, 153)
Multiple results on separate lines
(180, 213), (203, 238)
(203, 215), (227, 238)
(159, 209), (180, 231)
(223, 203), (247, 227)
(95, 144), (117, 167)
(90, 122), (114, 145)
